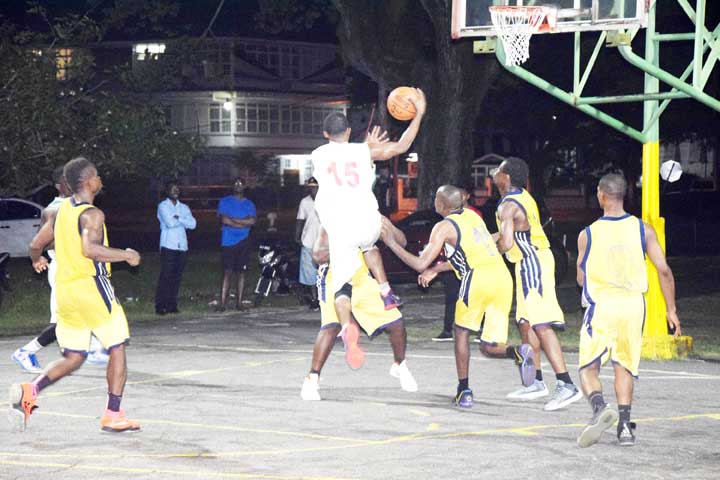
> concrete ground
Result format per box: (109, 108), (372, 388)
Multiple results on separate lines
(1, 298), (719, 480)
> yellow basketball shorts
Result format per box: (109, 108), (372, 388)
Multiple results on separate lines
(317, 264), (402, 336)
(454, 264), (513, 345)
(514, 248), (565, 328)
(55, 276), (130, 353)
(578, 294), (645, 377)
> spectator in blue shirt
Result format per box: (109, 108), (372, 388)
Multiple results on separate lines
(155, 182), (196, 315)
(217, 177), (256, 311)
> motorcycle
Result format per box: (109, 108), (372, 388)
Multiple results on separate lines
(0, 252), (11, 310)
(252, 237), (302, 307)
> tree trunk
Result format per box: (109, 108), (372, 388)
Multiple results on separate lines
(332, 0), (499, 209)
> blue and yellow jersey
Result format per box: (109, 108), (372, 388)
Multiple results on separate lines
(495, 188), (550, 263)
(580, 213), (648, 303)
(54, 197), (111, 283)
(444, 208), (504, 280)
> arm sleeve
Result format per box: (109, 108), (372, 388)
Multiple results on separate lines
(157, 201), (179, 228)
(180, 204), (197, 230)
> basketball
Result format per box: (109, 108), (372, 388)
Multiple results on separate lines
(387, 86), (418, 121)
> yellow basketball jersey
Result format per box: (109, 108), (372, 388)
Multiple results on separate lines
(444, 208), (504, 280)
(55, 197), (111, 283)
(495, 188), (550, 263)
(581, 214), (648, 301)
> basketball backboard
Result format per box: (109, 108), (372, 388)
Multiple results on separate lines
(451, 1), (648, 39)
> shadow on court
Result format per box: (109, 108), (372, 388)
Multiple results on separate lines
(2, 302), (719, 480)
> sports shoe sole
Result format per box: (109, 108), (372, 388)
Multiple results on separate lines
(100, 425), (141, 434)
(342, 323), (365, 370)
(7, 384), (27, 432)
(506, 387), (549, 400)
(577, 408), (619, 448)
(544, 388), (584, 411)
(517, 344), (536, 387)
(431, 336), (453, 342)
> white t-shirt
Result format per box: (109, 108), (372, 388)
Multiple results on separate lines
(311, 141), (379, 226)
(296, 195), (321, 249)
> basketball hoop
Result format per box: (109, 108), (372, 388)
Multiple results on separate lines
(489, 6), (556, 67)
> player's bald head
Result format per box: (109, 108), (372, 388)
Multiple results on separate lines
(598, 173), (627, 200)
(436, 185), (464, 211)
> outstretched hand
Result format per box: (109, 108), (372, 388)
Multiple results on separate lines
(366, 125), (389, 145)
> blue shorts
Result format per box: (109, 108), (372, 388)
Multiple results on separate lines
(299, 246), (318, 286)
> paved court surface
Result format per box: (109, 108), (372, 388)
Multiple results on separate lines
(2, 299), (719, 480)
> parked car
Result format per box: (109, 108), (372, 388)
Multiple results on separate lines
(378, 209), (445, 283)
(0, 198), (44, 257)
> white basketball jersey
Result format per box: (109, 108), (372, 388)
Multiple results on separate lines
(311, 142), (378, 224)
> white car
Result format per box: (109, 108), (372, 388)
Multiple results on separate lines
(0, 198), (44, 258)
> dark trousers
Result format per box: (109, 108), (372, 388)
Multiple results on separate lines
(155, 247), (187, 313)
(443, 271), (460, 334)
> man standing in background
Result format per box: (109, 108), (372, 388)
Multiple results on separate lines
(155, 182), (196, 315)
(216, 178), (256, 311)
(295, 177), (320, 310)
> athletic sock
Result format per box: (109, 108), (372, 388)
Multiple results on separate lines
(556, 372), (573, 385)
(535, 370), (543, 382)
(379, 282), (391, 295)
(107, 393), (122, 413)
(618, 404), (632, 424)
(588, 391), (606, 414)
(37, 324), (57, 347)
(309, 369), (320, 376)
(21, 339), (43, 354)
(457, 378), (469, 393)
(32, 375), (54, 395)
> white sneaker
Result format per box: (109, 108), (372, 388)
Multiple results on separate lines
(389, 360), (418, 392)
(86, 349), (109, 365)
(544, 380), (583, 411)
(11, 349), (43, 373)
(506, 380), (549, 400)
(301, 374), (321, 401)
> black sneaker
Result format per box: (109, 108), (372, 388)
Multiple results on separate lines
(617, 421), (636, 446)
(432, 331), (453, 342)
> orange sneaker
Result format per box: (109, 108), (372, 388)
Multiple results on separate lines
(100, 409), (141, 433)
(341, 321), (365, 370)
(8, 383), (37, 432)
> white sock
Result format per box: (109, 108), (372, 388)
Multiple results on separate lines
(379, 282), (391, 295)
(21, 339), (43, 354)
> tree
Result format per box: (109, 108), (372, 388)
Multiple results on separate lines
(258, 0), (500, 208)
(0, 1), (203, 196)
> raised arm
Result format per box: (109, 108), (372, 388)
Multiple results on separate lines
(644, 222), (681, 337)
(367, 89), (426, 161)
(80, 208), (140, 266)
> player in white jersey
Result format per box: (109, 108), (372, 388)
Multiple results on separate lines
(311, 90), (426, 335)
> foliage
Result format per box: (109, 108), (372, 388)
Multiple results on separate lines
(0, 1), (203, 196)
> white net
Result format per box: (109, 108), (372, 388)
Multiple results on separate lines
(489, 6), (551, 67)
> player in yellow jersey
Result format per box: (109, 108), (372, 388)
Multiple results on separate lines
(493, 157), (583, 410)
(300, 225), (417, 401)
(575, 173), (681, 448)
(383, 185), (534, 408)
(9, 157), (142, 434)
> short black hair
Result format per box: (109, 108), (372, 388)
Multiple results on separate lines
(322, 112), (349, 136)
(63, 157), (95, 194)
(598, 173), (627, 200)
(501, 157), (529, 187)
(51, 165), (65, 185)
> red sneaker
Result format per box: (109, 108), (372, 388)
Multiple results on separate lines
(8, 383), (37, 432)
(100, 409), (141, 433)
(341, 322), (365, 370)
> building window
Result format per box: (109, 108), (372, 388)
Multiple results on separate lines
(55, 48), (73, 80)
(209, 104), (231, 133)
(134, 43), (166, 61)
(234, 101), (343, 136)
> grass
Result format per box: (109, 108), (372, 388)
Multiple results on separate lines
(2, 251), (719, 361)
